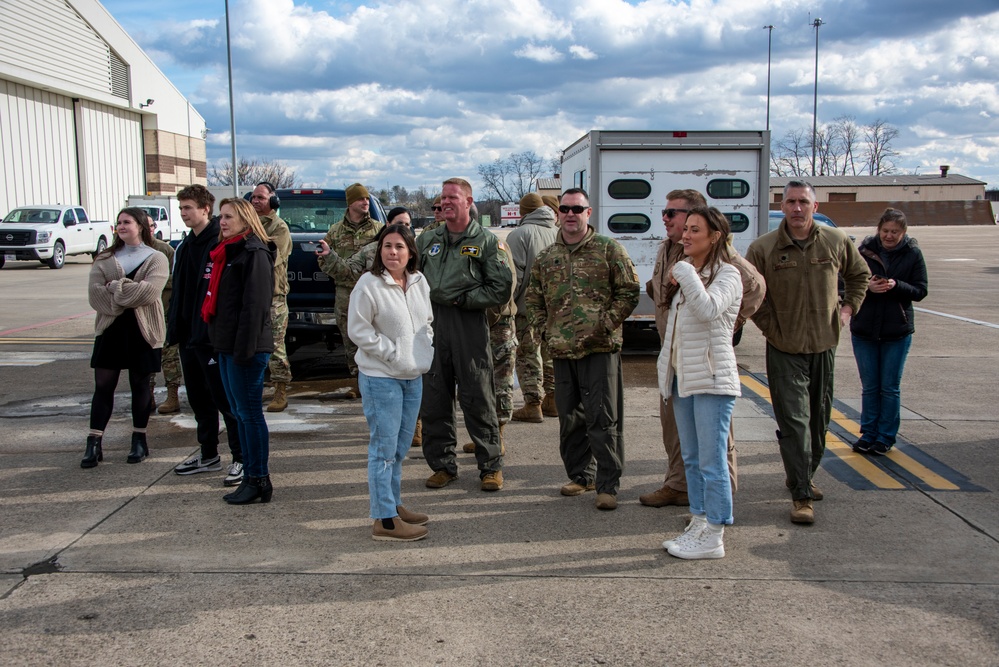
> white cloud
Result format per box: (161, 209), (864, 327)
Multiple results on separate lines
(569, 45), (597, 60)
(514, 44), (564, 63)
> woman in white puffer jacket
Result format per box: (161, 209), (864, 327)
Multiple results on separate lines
(657, 207), (743, 560)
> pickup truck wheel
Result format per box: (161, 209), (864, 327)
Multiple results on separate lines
(46, 241), (66, 269)
(92, 237), (107, 260)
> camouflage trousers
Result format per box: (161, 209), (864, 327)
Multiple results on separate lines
(269, 296), (292, 383)
(491, 314), (518, 423)
(335, 286), (359, 377)
(157, 343), (182, 387)
(514, 312), (554, 404)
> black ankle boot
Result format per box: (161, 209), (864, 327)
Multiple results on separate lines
(224, 475), (273, 505)
(223, 475), (250, 502)
(81, 435), (103, 468)
(126, 432), (148, 463)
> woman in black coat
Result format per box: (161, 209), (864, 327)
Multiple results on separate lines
(202, 198), (276, 503)
(850, 208), (928, 455)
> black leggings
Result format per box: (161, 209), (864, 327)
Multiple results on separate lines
(90, 368), (153, 431)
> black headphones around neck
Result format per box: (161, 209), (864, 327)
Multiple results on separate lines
(257, 181), (280, 211)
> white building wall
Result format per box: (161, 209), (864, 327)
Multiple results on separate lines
(0, 80), (79, 215)
(77, 99), (144, 221)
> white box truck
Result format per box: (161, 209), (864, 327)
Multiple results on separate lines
(127, 195), (183, 241)
(559, 130), (769, 323)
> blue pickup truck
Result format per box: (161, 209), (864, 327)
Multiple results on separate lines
(271, 188), (386, 354)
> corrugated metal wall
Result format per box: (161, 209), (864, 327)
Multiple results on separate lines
(76, 99), (144, 222)
(0, 0), (115, 98)
(0, 80), (79, 214)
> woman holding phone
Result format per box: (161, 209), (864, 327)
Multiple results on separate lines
(850, 208), (928, 456)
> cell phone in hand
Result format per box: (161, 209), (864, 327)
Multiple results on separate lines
(872, 274), (886, 281)
(301, 242), (319, 253)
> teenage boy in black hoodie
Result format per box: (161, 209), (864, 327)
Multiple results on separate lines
(166, 185), (244, 485)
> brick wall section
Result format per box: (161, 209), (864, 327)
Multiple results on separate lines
(143, 129), (207, 195)
(769, 200), (995, 226)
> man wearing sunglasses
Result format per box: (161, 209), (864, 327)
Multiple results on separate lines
(423, 195), (445, 232)
(641, 189), (765, 509)
(525, 188), (640, 511)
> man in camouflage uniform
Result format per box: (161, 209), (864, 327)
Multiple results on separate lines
(417, 178), (513, 492)
(316, 183), (383, 398)
(508, 193), (557, 423)
(149, 221), (183, 414)
(251, 182), (293, 412)
(526, 188), (640, 511)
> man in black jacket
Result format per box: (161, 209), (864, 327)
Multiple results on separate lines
(166, 185), (243, 485)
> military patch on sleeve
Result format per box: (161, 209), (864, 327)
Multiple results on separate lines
(429, 243), (442, 256)
(460, 245), (481, 257)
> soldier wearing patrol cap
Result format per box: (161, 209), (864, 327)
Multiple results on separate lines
(526, 187), (640, 511)
(417, 177), (513, 492)
(317, 183), (384, 398)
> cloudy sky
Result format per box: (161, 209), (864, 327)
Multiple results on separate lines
(101, 0), (999, 193)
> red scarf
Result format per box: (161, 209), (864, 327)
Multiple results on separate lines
(201, 233), (246, 323)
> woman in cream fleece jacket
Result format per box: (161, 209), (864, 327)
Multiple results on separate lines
(656, 207), (743, 560)
(347, 224), (434, 542)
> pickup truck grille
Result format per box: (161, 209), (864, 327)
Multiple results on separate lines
(0, 230), (34, 246)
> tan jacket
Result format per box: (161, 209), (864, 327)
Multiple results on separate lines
(259, 213), (292, 297)
(746, 220), (870, 354)
(648, 239), (765, 342)
(89, 251), (168, 349)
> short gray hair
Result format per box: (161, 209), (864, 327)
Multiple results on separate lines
(783, 180), (817, 200)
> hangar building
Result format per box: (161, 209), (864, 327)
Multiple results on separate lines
(0, 0), (206, 221)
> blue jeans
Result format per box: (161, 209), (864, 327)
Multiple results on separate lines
(359, 372), (423, 520)
(218, 353), (270, 477)
(672, 378), (735, 525)
(852, 335), (912, 446)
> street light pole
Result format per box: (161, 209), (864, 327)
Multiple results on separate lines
(811, 17), (824, 177)
(764, 25), (774, 132)
(225, 0), (239, 197)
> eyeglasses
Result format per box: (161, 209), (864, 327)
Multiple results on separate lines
(662, 208), (691, 219)
(558, 205), (588, 215)
(431, 206), (442, 212)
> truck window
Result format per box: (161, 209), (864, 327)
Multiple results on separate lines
(63, 209), (78, 225)
(723, 212), (750, 233)
(607, 179), (651, 199)
(75, 208), (88, 224)
(279, 198), (349, 233)
(707, 179), (750, 199)
(607, 213), (650, 234)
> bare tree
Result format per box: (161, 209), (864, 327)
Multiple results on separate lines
(771, 128), (812, 177)
(207, 158), (300, 188)
(477, 151), (547, 202)
(830, 115), (861, 176)
(863, 119), (900, 175)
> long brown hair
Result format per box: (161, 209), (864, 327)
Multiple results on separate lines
(661, 206), (732, 307)
(98, 207), (155, 259)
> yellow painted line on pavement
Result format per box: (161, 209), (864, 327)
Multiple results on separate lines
(740, 374), (904, 490)
(830, 406), (958, 490)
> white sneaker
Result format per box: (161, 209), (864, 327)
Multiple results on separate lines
(668, 524), (725, 560)
(662, 514), (707, 551)
(174, 454), (222, 475)
(223, 462), (244, 487)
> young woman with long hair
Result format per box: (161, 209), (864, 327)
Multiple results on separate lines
(83, 207), (168, 468)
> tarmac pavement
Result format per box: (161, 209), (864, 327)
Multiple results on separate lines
(0, 228), (996, 665)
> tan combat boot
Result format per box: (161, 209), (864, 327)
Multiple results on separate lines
(157, 383), (181, 415)
(345, 377), (361, 400)
(267, 382), (289, 412)
(511, 400), (543, 423)
(541, 393), (558, 418)
(412, 418), (422, 447)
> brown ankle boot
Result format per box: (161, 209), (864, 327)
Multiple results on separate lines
(411, 418), (423, 447)
(541, 393), (558, 418)
(267, 382), (288, 412)
(511, 401), (543, 423)
(158, 384), (181, 414)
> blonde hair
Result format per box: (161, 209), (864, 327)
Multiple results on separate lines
(219, 198), (272, 243)
(442, 177), (473, 199)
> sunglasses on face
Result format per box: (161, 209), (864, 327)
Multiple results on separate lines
(662, 208), (691, 219)
(431, 206), (442, 212)
(559, 205), (588, 215)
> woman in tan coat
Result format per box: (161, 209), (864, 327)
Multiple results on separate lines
(82, 207), (168, 468)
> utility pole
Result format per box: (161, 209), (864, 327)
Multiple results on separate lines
(811, 17), (824, 177)
(764, 25), (774, 132)
(225, 0), (239, 196)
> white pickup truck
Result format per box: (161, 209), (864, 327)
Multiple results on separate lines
(0, 205), (114, 269)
